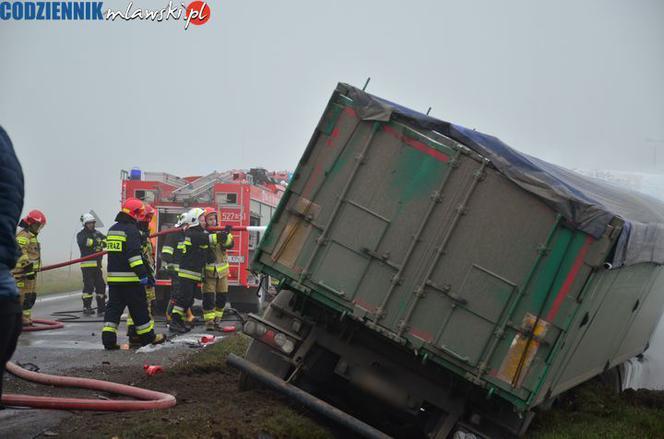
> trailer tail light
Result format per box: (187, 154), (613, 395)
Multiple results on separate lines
(243, 316), (299, 356)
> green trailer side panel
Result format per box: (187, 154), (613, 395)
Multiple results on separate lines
(252, 88), (650, 412)
(544, 263), (664, 398)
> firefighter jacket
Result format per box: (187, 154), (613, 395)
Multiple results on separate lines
(139, 225), (155, 278)
(161, 231), (184, 272)
(13, 228), (40, 279)
(0, 126), (24, 272)
(105, 213), (148, 285)
(76, 228), (106, 269)
(205, 232), (234, 279)
(178, 226), (212, 282)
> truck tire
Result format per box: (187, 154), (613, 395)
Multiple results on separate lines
(599, 366), (623, 393)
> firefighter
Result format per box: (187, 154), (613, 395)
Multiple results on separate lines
(76, 213), (106, 315)
(12, 210), (46, 326)
(126, 204), (157, 348)
(169, 208), (225, 333)
(160, 212), (186, 319)
(102, 198), (165, 350)
(202, 208), (234, 331)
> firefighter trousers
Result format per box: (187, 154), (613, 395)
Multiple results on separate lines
(81, 267), (106, 310)
(165, 271), (180, 318)
(202, 276), (228, 322)
(170, 277), (197, 322)
(16, 276), (37, 322)
(127, 286), (155, 341)
(102, 284), (155, 349)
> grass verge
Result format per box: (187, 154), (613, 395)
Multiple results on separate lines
(36, 268), (82, 295)
(529, 381), (664, 439)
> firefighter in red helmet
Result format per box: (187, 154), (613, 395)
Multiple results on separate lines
(12, 210), (46, 326)
(126, 204), (158, 348)
(102, 198), (165, 349)
(202, 207), (234, 331)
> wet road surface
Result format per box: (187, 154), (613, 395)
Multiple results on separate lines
(1, 291), (242, 438)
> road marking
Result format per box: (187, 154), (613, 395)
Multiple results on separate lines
(36, 291), (81, 303)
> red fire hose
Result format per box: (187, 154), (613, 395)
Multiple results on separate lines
(37, 225), (267, 273)
(2, 361), (176, 411)
(39, 251), (108, 272)
(22, 319), (65, 332)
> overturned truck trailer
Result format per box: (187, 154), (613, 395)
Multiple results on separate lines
(234, 84), (664, 438)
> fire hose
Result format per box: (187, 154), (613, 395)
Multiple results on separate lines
(3, 224), (259, 411)
(36, 225), (267, 273)
(2, 361), (176, 411)
(21, 319), (65, 332)
(18, 225), (266, 331)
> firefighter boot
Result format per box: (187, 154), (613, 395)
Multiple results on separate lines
(95, 294), (106, 316)
(213, 306), (225, 330)
(22, 292), (37, 326)
(169, 314), (190, 334)
(150, 333), (167, 346)
(127, 319), (142, 349)
(102, 326), (121, 350)
(22, 310), (32, 326)
(185, 308), (195, 328)
(83, 297), (93, 315)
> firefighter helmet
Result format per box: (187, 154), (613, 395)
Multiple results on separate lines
(184, 207), (205, 228)
(23, 210), (47, 227)
(141, 204), (156, 223)
(174, 212), (187, 228)
(121, 198), (145, 221)
(80, 213), (96, 225)
(202, 207), (217, 229)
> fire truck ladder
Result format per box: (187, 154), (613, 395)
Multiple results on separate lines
(142, 172), (190, 188)
(171, 171), (234, 202)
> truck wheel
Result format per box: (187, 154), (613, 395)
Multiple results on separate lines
(599, 366), (623, 393)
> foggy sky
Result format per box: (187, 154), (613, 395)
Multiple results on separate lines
(1, 0), (663, 262)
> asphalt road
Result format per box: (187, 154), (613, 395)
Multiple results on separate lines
(1, 290), (241, 438)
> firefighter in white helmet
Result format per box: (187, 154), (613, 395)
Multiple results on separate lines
(168, 208), (207, 333)
(76, 213), (106, 315)
(161, 212), (186, 319)
(168, 208), (229, 333)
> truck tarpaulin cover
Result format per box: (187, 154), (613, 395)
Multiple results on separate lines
(340, 83), (664, 267)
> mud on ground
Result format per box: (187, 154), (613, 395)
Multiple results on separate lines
(40, 335), (335, 439)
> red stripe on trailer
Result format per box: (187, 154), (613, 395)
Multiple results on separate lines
(343, 107), (357, 118)
(352, 298), (377, 313)
(382, 125), (450, 163)
(409, 328), (434, 343)
(545, 235), (593, 322)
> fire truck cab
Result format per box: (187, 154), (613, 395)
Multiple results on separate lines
(121, 168), (287, 313)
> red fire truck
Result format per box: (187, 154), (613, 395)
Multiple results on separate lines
(121, 168), (287, 313)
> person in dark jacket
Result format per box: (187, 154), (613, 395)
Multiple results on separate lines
(77, 213), (106, 315)
(101, 198), (165, 350)
(0, 126), (25, 407)
(169, 208), (225, 334)
(160, 212), (186, 319)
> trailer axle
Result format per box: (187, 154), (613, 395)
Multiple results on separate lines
(226, 353), (392, 439)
